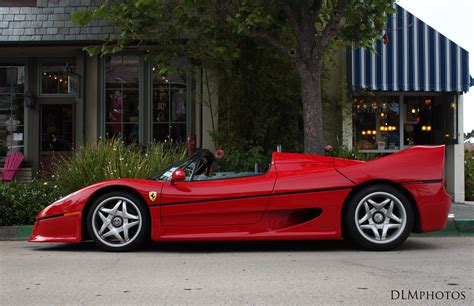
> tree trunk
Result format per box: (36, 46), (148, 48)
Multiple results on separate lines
(297, 62), (325, 155)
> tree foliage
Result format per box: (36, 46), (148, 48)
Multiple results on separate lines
(213, 38), (303, 156)
(465, 129), (474, 142)
(73, 0), (394, 153)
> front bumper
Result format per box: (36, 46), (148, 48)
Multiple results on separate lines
(28, 212), (82, 243)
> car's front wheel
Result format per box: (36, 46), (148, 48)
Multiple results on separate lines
(344, 185), (414, 251)
(87, 191), (150, 252)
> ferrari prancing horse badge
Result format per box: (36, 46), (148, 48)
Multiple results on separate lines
(149, 191), (157, 202)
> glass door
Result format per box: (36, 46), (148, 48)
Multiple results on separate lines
(39, 104), (74, 172)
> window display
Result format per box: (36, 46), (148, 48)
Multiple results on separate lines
(353, 93), (458, 152)
(353, 95), (400, 151)
(444, 94), (458, 143)
(404, 94), (457, 146)
(105, 56), (140, 143)
(152, 61), (187, 142)
(0, 65), (25, 156)
(404, 97), (435, 146)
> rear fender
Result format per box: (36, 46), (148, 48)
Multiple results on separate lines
(336, 146), (445, 184)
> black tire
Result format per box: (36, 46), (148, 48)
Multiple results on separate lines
(87, 191), (150, 252)
(344, 184), (414, 251)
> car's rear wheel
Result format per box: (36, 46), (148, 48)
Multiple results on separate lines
(87, 191), (149, 252)
(344, 185), (413, 251)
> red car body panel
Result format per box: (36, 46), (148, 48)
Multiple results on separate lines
(336, 145), (445, 184)
(403, 182), (451, 232)
(29, 145), (451, 244)
(160, 168), (277, 227)
(30, 213), (82, 243)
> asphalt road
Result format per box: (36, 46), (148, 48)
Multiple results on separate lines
(1, 237), (473, 305)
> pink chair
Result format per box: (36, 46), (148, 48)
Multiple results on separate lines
(1, 152), (24, 182)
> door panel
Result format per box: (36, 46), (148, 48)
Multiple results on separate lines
(161, 171), (277, 227)
(267, 163), (354, 232)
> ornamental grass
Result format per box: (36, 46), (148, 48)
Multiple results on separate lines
(50, 138), (186, 195)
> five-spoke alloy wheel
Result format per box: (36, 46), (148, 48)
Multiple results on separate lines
(345, 185), (413, 251)
(87, 192), (149, 251)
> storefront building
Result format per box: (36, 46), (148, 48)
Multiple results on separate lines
(344, 4), (471, 202)
(0, 1), (217, 176)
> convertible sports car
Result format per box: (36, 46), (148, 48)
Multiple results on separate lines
(30, 145), (451, 251)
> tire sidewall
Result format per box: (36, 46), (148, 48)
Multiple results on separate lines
(345, 184), (414, 251)
(87, 191), (150, 252)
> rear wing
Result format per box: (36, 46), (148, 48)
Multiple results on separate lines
(336, 145), (445, 184)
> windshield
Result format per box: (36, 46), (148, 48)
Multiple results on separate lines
(149, 150), (203, 181)
(150, 160), (186, 181)
(149, 149), (269, 182)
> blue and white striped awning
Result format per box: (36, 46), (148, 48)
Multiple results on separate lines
(351, 4), (470, 93)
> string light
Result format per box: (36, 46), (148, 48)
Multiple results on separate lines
(380, 126), (397, 132)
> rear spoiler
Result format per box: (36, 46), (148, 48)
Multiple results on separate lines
(336, 145), (445, 184)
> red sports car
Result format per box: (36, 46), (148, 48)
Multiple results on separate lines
(29, 145), (451, 251)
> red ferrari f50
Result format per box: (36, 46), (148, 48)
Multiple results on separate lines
(30, 145), (451, 251)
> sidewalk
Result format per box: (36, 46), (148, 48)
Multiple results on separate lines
(450, 202), (474, 219)
(443, 202), (474, 236)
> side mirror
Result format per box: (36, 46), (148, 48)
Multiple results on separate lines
(171, 168), (186, 185)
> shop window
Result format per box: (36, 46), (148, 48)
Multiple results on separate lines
(404, 94), (458, 146)
(41, 104), (74, 152)
(353, 95), (400, 151)
(0, 65), (25, 157)
(104, 56), (140, 143)
(404, 96), (436, 146)
(152, 61), (187, 142)
(41, 63), (76, 95)
(444, 94), (458, 144)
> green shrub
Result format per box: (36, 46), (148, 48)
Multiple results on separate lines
(216, 143), (271, 172)
(465, 149), (474, 201)
(50, 138), (186, 195)
(324, 144), (379, 161)
(0, 180), (62, 226)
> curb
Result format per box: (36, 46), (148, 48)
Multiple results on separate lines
(413, 218), (474, 237)
(1, 220), (473, 241)
(455, 219), (474, 234)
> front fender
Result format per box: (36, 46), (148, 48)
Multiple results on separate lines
(36, 179), (164, 219)
(30, 179), (164, 243)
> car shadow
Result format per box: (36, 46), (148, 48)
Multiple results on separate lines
(27, 237), (442, 253)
